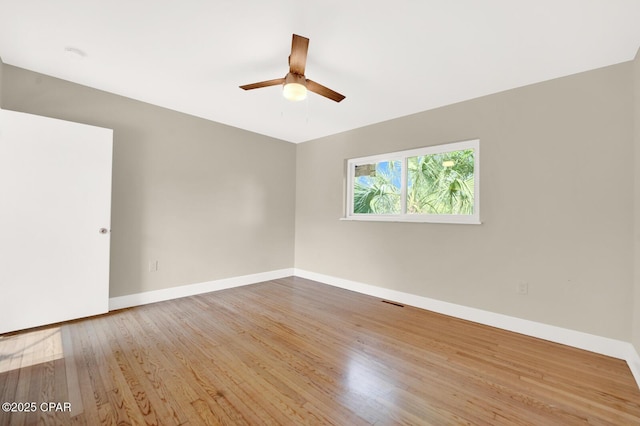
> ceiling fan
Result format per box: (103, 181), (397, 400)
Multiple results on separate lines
(240, 34), (345, 103)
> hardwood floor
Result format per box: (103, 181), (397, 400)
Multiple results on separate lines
(1, 276), (639, 425)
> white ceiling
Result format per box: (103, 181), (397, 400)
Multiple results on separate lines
(1, 1), (640, 143)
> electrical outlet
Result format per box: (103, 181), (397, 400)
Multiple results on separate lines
(148, 260), (158, 272)
(517, 282), (528, 295)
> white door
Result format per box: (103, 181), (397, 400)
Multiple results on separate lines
(0, 109), (113, 334)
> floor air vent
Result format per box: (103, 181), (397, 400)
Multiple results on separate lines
(381, 300), (404, 307)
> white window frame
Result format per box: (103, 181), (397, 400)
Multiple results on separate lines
(344, 139), (480, 224)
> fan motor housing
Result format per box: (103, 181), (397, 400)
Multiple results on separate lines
(284, 72), (306, 87)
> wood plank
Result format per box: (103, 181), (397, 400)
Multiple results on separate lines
(60, 325), (84, 418)
(1, 276), (639, 425)
(134, 307), (270, 425)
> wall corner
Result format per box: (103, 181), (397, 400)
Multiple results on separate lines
(633, 45), (640, 355)
(0, 56), (4, 108)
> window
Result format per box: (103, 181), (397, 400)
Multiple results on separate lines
(345, 139), (480, 224)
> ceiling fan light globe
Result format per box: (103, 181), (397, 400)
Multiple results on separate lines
(283, 83), (307, 101)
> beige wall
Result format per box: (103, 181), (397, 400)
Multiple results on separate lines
(295, 63), (634, 341)
(2, 65), (296, 298)
(634, 48), (640, 351)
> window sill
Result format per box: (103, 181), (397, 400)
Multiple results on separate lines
(339, 216), (482, 225)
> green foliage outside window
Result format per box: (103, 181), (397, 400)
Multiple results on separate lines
(407, 149), (474, 215)
(353, 160), (401, 214)
(352, 149), (474, 215)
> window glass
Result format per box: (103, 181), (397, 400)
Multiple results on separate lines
(407, 149), (474, 215)
(353, 160), (401, 214)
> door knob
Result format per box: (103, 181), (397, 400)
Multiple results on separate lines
(99, 228), (109, 234)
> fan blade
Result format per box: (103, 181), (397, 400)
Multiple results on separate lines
(289, 34), (309, 75)
(239, 78), (285, 90)
(306, 80), (345, 103)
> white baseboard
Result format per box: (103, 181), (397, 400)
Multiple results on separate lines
(626, 346), (640, 389)
(108, 268), (294, 311)
(294, 268), (640, 389)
